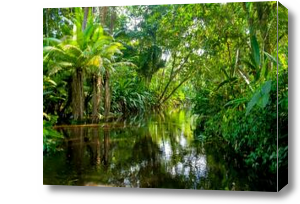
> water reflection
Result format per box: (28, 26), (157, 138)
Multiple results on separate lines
(43, 110), (275, 191)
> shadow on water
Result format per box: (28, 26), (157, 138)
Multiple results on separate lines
(43, 109), (275, 191)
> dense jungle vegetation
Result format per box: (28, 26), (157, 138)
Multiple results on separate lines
(43, 2), (288, 187)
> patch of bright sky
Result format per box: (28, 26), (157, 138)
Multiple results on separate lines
(195, 49), (205, 56)
(162, 50), (171, 61)
(118, 6), (143, 31)
(160, 141), (172, 161)
(118, 6), (207, 62)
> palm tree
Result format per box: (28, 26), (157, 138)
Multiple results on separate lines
(43, 8), (106, 120)
(43, 7), (128, 121)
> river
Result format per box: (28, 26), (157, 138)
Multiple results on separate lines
(43, 109), (275, 190)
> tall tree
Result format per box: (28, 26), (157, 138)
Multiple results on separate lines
(82, 7), (89, 31)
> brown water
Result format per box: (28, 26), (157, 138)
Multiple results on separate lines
(43, 109), (275, 190)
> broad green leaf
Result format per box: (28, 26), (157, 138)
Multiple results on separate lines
(258, 93), (269, 108)
(43, 91), (53, 95)
(49, 129), (62, 138)
(43, 38), (60, 44)
(260, 58), (268, 80)
(43, 77), (57, 86)
(246, 91), (261, 115)
(63, 45), (83, 56)
(261, 80), (272, 94)
(250, 35), (260, 68)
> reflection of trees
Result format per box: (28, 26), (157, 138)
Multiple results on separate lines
(133, 135), (159, 163)
(102, 129), (110, 166)
(132, 135), (160, 187)
(45, 110), (274, 190)
(52, 117), (196, 187)
(86, 128), (101, 166)
(66, 127), (84, 174)
(47, 111), (240, 189)
(64, 126), (112, 169)
(109, 131), (187, 189)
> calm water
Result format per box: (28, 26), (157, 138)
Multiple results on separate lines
(43, 109), (275, 191)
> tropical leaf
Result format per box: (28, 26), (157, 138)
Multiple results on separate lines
(105, 44), (123, 57)
(63, 44), (83, 56)
(92, 26), (104, 42)
(87, 56), (102, 67)
(224, 98), (247, 108)
(246, 91), (260, 115)
(261, 80), (272, 94)
(57, 61), (73, 67)
(43, 91), (53, 95)
(264, 51), (281, 66)
(112, 61), (138, 68)
(246, 80), (272, 115)
(44, 127), (63, 138)
(43, 38), (62, 44)
(259, 57), (268, 81)
(250, 35), (260, 69)
(43, 76), (57, 86)
(257, 93), (269, 108)
(102, 57), (111, 65)
(43, 112), (51, 120)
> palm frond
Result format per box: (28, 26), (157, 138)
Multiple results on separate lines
(87, 56), (102, 68)
(112, 62), (138, 69)
(43, 37), (62, 46)
(63, 44), (83, 56)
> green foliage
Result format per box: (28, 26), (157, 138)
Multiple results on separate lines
(224, 98), (247, 109)
(196, 72), (287, 174)
(111, 66), (154, 114)
(43, 114), (63, 154)
(250, 35), (261, 69)
(43, 3), (288, 181)
(246, 80), (271, 115)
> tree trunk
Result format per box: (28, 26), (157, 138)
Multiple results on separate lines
(46, 8), (49, 46)
(104, 70), (111, 119)
(100, 7), (108, 26)
(257, 3), (272, 72)
(71, 68), (84, 120)
(109, 7), (116, 34)
(59, 77), (72, 119)
(91, 75), (102, 122)
(161, 75), (192, 104)
(82, 7), (89, 31)
(158, 51), (192, 103)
